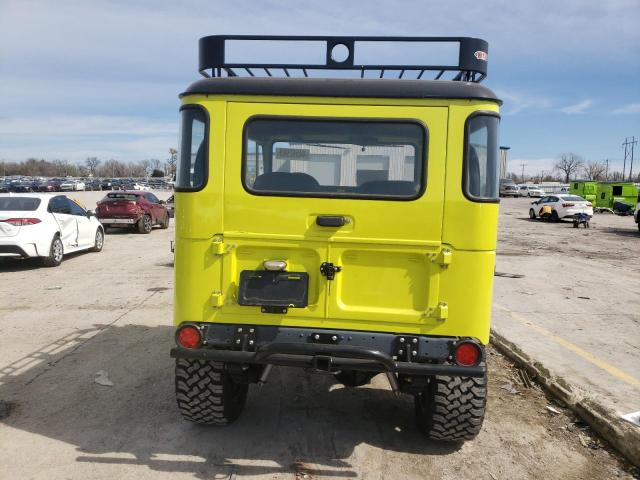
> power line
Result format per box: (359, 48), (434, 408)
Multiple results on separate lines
(519, 162), (527, 183)
(622, 136), (637, 181)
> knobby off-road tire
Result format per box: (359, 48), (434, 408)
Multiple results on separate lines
(414, 364), (487, 441)
(175, 358), (248, 425)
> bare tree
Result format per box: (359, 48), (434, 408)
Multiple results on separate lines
(139, 159), (151, 177)
(85, 157), (101, 176)
(166, 148), (178, 178)
(582, 160), (607, 180)
(554, 153), (584, 183)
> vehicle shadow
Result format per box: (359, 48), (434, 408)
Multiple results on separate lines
(600, 226), (639, 238)
(0, 251), (88, 272)
(0, 324), (460, 479)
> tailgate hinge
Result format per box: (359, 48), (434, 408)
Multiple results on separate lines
(211, 236), (234, 256)
(425, 302), (449, 321)
(433, 248), (452, 267)
(210, 290), (224, 307)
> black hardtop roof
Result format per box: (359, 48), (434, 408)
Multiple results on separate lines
(181, 77), (500, 103)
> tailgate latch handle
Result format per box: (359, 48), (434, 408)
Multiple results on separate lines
(316, 215), (346, 227)
(320, 262), (342, 280)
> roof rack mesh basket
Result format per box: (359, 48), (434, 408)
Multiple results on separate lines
(198, 35), (489, 82)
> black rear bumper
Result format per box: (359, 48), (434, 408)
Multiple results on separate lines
(170, 324), (485, 378)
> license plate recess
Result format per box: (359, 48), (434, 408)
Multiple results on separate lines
(238, 270), (309, 308)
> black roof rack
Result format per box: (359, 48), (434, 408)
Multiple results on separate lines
(198, 35), (489, 83)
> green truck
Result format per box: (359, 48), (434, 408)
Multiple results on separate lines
(569, 181), (598, 205)
(595, 182), (638, 210)
(570, 181), (638, 212)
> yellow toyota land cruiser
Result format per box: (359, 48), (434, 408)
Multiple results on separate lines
(171, 36), (501, 441)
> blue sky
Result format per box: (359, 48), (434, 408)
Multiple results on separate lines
(0, 0), (639, 176)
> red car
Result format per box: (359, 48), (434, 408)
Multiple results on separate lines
(96, 191), (170, 234)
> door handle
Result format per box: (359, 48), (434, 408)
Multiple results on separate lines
(316, 215), (346, 227)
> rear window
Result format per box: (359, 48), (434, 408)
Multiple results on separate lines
(559, 195), (586, 202)
(243, 118), (426, 199)
(104, 193), (139, 202)
(612, 186), (623, 196)
(464, 114), (499, 201)
(0, 197), (41, 211)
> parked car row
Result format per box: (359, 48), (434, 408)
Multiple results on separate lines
(1, 176), (175, 193)
(0, 190), (171, 268)
(499, 183), (547, 198)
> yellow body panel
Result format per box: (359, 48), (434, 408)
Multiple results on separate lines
(174, 95), (499, 345)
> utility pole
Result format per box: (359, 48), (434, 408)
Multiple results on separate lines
(622, 136), (637, 181)
(520, 162), (527, 184)
(604, 158), (609, 180)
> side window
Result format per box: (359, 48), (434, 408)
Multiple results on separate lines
(49, 196), (71, 214)
(145, 193), (159, 203)
(176, 106), (208, 191)
(612, 186), (622, 196)
(464, 114), (499, 202)
(68, 200), (86, 216)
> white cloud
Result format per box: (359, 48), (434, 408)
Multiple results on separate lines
(612, 103), (640, 114)
(0, 0), (638, 162)
(494, 89), (553, 115)
(559, 99), (593, 114)
(0, 114), (176, 137)
(0, 115), (177, 162)
(508, 157), (557, 176)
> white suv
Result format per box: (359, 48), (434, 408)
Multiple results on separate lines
(518, 185), (545, 197)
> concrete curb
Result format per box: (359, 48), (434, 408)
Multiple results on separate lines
(490, 328), (640, 468)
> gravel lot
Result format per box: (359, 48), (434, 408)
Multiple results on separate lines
(0, 192), (637, 479)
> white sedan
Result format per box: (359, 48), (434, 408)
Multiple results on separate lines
(59, 180), (85, 191)
(0, 194), (104, 267)
(528, 194), (594, 222)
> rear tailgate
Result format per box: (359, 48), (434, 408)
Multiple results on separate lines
(98, 199), (139, 216)
(219, 101), (447, 332)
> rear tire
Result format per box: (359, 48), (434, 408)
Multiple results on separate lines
(414, 364), (487, 441)
(551, 210), (559, 222)
(175, 359), (248, 425)
(528, 208), (536, 219)
(137, 214), (152, 234)
(160, 213), (170, 229)
(42, 235), (63, 267)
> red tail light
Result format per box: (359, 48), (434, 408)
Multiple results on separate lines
(586, 202), (592, 207)
(454, 341), (481, 367)
(1, 218), (41, 226)
(176, 325), (201, 349)
(562, 203), (575, 208)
